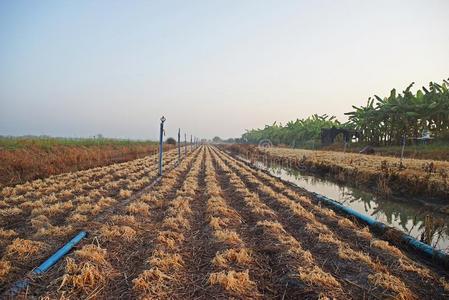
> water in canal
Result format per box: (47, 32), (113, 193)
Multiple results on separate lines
(245, 157), (449, 253)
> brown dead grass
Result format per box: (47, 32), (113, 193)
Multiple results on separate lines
(398, 259), (431, 278)
(6, 238), (46, 260)
(0, 207), (22, 217)
(299, 265), (341, 288)
(213, 230), (243, 245)
(75, 203), (102, 215)
(156, 231), (185, 250)
(127, 201), (150, 216)
(371, 239), (403, 257)
(111, 214), (136, 226)
(132, 268), (172, 294)
(162, 215), (190, 231)
(119, 189), (133, 199)
(212, 248), (253, 268)
(337, 218), (356, 229)
(209, 216), (227, 230)
(60, 258), (106, 292)
(31, 214), (50, 230)
(0, 260), (11, 281)
(67, 213), (88, 223)
(0, 228), (18, 239)
(148, 250), (184, 271)
(368, 272), (414, 300)
(59, 244), (116, 294)
(208, 270), (257, 294)
(35, 224), (74, 238)
(338, 245), (374, 268)
(74, 244), (108, 265)
(99, 225), (137, 242)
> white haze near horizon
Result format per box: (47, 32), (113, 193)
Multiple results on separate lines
(0, 0), (448, 141)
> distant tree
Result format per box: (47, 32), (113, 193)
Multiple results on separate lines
(166, 137), (176, 145)
(212, 136), (222, 143)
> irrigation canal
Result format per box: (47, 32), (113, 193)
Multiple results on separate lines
(237, 155), (449, 253)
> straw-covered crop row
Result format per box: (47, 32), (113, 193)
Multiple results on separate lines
(132, 147), (204, 298)
(203, 147), (260, 297)
(0, 149), (180, 294)
(212, 147), (449, 299)
(0, 145), (448, 299)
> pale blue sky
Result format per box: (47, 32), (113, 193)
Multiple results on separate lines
(1, 0), (448, 140)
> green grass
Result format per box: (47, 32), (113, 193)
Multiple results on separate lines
(0, 136), (157, 151)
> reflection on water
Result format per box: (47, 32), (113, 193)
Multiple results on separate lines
(252, 159), (449, 253)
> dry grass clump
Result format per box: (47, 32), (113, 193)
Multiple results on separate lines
(338, 246), (374, 268)
(397, 259), (431, 278)
(168, 197), (192, 214)
(252, 206), (277, 218)
(214, 230), (243, 245)
(0, 228), (18, 239)
(207, 197), (241, 223)
(99, 225), (137, 242)
(111, 214), (136, 226)
(60, 259), (105, 292)
(439, 277), (449, 293)
(317, 233), (340, 245)
(20, 199), (44, 210)
(156, 231), (185, 249)
(318, 207), (336, 218)
(0, 207), (22, 217)
(59, 189), (73, 199)
(119, 189), (133, 199)
(31, 214), (50, 230)
(35, 224), (74, 238)
(209, 216), (228, 230)
(58, 244), (116, 294)
(356, 227), (373, 240)
(212, 248), (253, 267)
(97, 196), (116, 207)
(74, 244), (108, 264)
(140, 193), (163, 207)
(371, 239), (403, 257)
(243, 195), (276, 218)
(6, 238), (46, 259)
(74, 196), (91, 204)
(67, 213), (88, 223)
(162, 215), (190, 231)
(0, 260), (11, 281)
(208, 270), (257, 294)
(337, 218), (356, 229)
(148, 250), (184, 271)
(299, 265), (341, 288)
(127, 201), (150, 216)
(256, 220), (285, 232)
(304, 222), (328, 235)
(32, 201), (73, 217)
(75, 203), (102, 215)
(368, 272), (413, 299)
(0, 200), (8, 208)
(132, 268), (171, 294)
(1, 186), (14, 197)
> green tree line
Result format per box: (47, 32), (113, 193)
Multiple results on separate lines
(242, 79), (449, 147)
(242, 114), (340, 147)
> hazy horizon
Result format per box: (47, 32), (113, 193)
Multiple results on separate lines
(1, 0), (448, 140)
